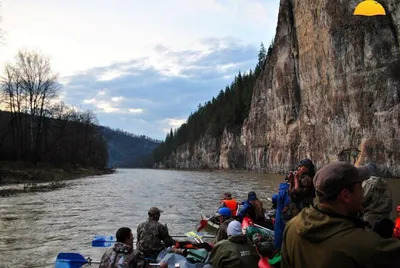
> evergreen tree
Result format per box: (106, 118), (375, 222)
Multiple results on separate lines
(258, 42), (267, 69)
(151, 40), (273, 164)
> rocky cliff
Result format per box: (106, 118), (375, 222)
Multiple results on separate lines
(160, 0), (400, 177)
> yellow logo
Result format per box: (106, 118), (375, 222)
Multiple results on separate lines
(354, 0), (386, 16)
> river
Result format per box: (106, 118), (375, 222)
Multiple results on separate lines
(0, 168), (399, 268)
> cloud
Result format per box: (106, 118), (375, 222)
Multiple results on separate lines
(60, 37), (259, 140)
(161, 118), (188, 134)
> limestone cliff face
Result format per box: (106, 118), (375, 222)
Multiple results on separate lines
(243, 0), (400, 176)
(160, 0), (400, 177)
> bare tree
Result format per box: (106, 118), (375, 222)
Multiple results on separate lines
(1, 50), (60, 162)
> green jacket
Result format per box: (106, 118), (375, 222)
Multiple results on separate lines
(281, 205), (400, 268)
(214, 218), (234, 244)
(209, 235), (259, 268)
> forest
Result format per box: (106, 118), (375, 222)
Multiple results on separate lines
(100, 126), (161, 168)
(151, 42), (273, 164)
(0, 50), (109, 170)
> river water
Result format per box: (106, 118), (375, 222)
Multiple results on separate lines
(0, 168), (399, 268)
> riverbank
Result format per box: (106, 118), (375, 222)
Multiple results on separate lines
(0, 162), (115, 197)
(153, 166), (285, 175)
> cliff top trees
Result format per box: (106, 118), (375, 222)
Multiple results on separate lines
(152, 42), (272, 164)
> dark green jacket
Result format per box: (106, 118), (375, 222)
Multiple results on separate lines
(214, 218), (234, 244)
(281, 205), (400, 268)
(209, 235), (259, 268)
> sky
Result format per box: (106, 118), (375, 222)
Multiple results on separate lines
(0, 0), (279, 140)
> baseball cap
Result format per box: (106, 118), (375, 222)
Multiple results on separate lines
(313, 161), (370, 197)
(148, 207), (163, 215)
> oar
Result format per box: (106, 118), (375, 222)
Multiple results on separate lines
(55, 252), (162, 268)
(197, 212), (217, 232)
(253, 223), (273, 231)
(54, 252), (99, 268)
(185, 231), (204, 243)
(92, 235), (114, 247)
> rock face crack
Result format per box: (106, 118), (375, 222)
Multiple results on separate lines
(288, 0), (301, 123)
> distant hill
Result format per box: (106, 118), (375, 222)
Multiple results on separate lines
(100, 126), (161, 168)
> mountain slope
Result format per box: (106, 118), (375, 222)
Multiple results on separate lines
(100, 126), (160, 168)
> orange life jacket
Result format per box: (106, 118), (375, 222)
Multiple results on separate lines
(223, 199), (238, 216)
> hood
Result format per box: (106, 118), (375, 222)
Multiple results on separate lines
(362, 176), (390, 193)
(113, 242), (133, 254)
(228, 234), (247, 244)
(293, 205), (365, 243)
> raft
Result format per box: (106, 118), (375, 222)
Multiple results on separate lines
(200, 213), (220, 229)
(200, 209), (276, 231)
(242, 216), (274, 268)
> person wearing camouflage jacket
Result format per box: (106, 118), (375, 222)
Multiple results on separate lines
(99, 227), (145, 268)
(136, 207), (176, 260)
(361, 163), (393, 229)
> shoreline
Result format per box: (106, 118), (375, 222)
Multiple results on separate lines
(0, 164), (115, 197)
(152, 167), (286, 175)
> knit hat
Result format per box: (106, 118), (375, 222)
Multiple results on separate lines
(227, 220), (242, 236)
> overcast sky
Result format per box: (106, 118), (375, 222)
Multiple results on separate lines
(0, 0), (279, 140)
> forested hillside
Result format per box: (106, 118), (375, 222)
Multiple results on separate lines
(152, 43), (272, 164)
(100, 126), (161, 168)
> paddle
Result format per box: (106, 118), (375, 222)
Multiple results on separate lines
(55, 252), (162, 268)
(54, 252), (99, 268)
(92, 235), (114, 247)
(197, 212), (218, 232)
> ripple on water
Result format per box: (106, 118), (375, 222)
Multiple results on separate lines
(0, 169), (287, 267)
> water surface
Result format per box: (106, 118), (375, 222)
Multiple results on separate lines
(0, 168), (399, 268)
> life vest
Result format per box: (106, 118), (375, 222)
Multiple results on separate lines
(223, 199), (238, 216)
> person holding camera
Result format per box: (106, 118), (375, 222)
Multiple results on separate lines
(287, 159), (316, 217)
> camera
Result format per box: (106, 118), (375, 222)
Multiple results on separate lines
(285, 171), (297, 181)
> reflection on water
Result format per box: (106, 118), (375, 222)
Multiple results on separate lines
(0, 169), (283, 268)
(1, 168), (399, 268)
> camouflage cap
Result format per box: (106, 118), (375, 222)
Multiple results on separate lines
(313, 162), (370, 197)
(148, 207), (163, 215)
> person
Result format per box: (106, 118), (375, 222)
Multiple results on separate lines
(208, 220), (260, 268)
(220, 192), (238, 217)
(281, 161), (400, 268)
(360, 162), (393, 229)
(237, 191), (268, 227)
(99, 227), (146, 268)
(214, 207), (234, 244)
(393, 206), (400, 238)
(287, 158), (316, 215)
(136, 207), (176, 260)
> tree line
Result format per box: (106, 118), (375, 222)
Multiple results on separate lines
(151, 42), (273, 164)
(104, 126), (162, 144)
(0, 50), (108, 169)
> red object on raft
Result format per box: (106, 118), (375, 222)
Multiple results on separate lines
(242, 216), (273, 268)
